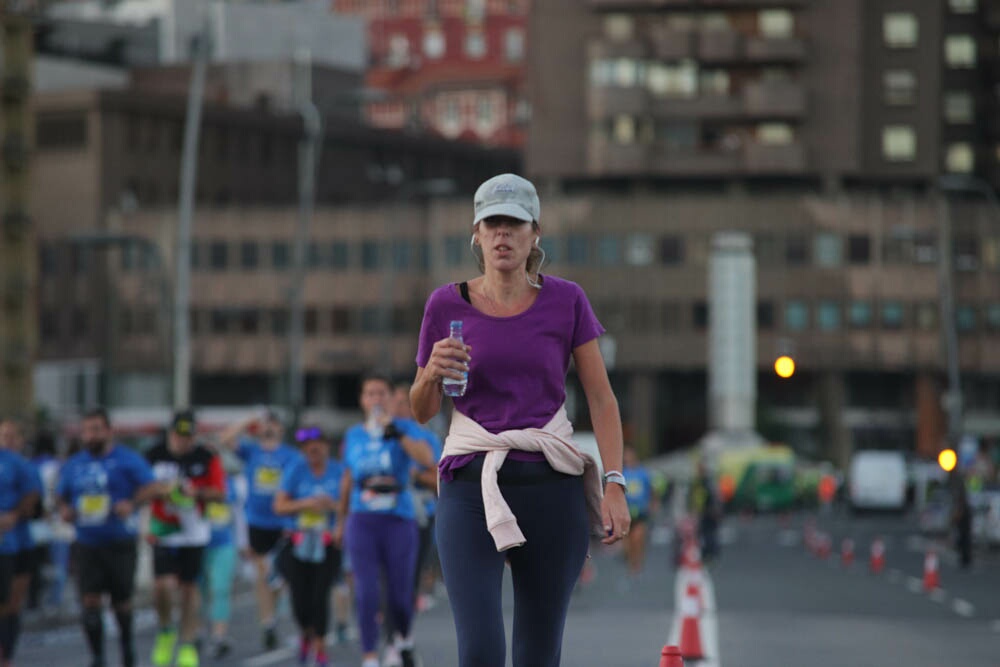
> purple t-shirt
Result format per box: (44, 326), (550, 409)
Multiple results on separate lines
(416, 275), (605, 475)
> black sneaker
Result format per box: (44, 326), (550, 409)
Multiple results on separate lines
(400, 647), (419, 667)
(263, 626), (278, 651)
(212, 639), (232, 660)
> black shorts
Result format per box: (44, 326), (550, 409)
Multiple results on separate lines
(152, 545), (205, 584)
(75, 541), (138, 604)
(248, 526), (284, 556)
(0, 553), (14, 604)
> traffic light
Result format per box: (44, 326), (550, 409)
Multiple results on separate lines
(774, 355), (796, 379)
(938, 448), (957, 473)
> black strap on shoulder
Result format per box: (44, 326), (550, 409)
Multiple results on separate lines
(459, 281), (471, 304)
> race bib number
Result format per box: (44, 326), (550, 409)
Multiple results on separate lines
(206, 502), (232, 527)
(298, 510), (326, 530)
(78, 494), (111, 525)
(254, 467), (281, 493)
(360, 490), (398, 512)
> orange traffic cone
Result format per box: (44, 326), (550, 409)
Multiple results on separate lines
(923, 549), (939, 591)
(841, 538), (854, 567)
(678, 582), (705, 661)
(660, 645), (684, 667)
(870, 538), (885, 575)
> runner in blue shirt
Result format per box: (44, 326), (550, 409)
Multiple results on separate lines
(622, 446), (656, 577)
(274, 426), (344, 667)
(218, 409), (302, 650)
(56, 408), (160, 667)
(0, 419), (41, 667)
(337, 374), (433, 667)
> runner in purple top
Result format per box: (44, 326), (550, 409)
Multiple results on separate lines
(410, 173), (630, 667)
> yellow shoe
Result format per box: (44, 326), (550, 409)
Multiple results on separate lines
(175, 643), (200, 667)
(151, 630), (177, 667)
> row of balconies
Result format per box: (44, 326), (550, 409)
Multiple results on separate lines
(588, 80), (806, 119)
(587, 139), (808, 176)
(592, 31), (807, 64)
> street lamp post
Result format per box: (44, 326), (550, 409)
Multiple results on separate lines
(936, 175), (1000, 443)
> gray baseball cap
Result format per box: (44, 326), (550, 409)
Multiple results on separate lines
(473, 173), (540, 225)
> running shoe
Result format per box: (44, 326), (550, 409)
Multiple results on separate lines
(382, 644), (402, 667)
(151, 630), (177, 667)
(400, 647), (419, 667)
(263, 626), (278, 651)
(297, 636), (310, 666)
(313, 649), (329, 667)
(175, 643), (199, 667)
(210, 639), (232, 660)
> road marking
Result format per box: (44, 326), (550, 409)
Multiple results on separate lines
(952, 599), (975, 617)
(929, 588), (947, 603)
(906, 577), (923, 593)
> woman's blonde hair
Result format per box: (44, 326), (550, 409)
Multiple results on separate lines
(470, 221), (545, 286)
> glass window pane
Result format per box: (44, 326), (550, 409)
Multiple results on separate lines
(814, 233), (843, 267)
(817, 301), (841, 331)
(539, 236), (561, 264)
(883, 13), (918, 48)
(883, 125), (916, 161)
(785, 236), (808, 264)
(626, 233), (655, 266)
(986, 304), (1000, 331)
(945, 143), (974, 173)
(848, 235), (870, 264)
(849, 301), (872, 328)
(957, 306), (977, 333)
(361, 240), (381, 271)
(759, 9), (793, 38)
(881, 301), (904, 329)
(660, 236), (684, 265)
(567, 235), (589, 265)
(445, 236), (465, 267)
(949, 0), (977, 13)
(944, 92), (974, 124)
(883, 69), (916, 106)
(785, 301), (808, 331)
(604, 14), (634, 41)
(597, 236), (621, 266)
(330, 241), (349, 270)
(272, 242), (290, 270)
(945, 35), (976, 68)
(916, 303), (938, 330)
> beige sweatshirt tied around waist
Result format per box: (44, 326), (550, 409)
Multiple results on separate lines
(443, 405), (605, 552)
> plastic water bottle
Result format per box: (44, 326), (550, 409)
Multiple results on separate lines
(442, 320), (468, 397)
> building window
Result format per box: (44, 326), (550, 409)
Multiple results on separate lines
(210, 309), (229, 334)
(504, 28), (524, 62)
(945, 143), (974, 173)
(308, 242), (325, 269)
(945, 35), (976, 68)
(757, 123), (793, 145)
(954, 235), (979, 271)
(361, 241), (381, 271)
(360, 307), (379, 334)
(813, 232), (844, 267)
(660, 236), (684, 265)
(692, 301), (708, 330)
(270, 309), (288, 336)
(597, 236), (621, 266)
(883, 13), (918, 49)
(625, 233), (655, 266)
(849, 301), (872, 328)
(465, 30), (486, 59)
(476, 96), (494, 132)
(272, 242), (290, 270)
(604, 14), (634, 41)
(444, 236), (465, 267)
(423, 27), (445, 59)
(240, 241), (258, 270)
(236, 309), (259, 335)
(700, 70), (730, 96)
(330, 241), (349, 270)
(984, 237), (1000, 270)
(847, 235), (871, 264)
(785, 301), (808, 331)
(539, 237), (561, 265)
(758, 9), (793, 38)
(949, 0), (977, 12)
(304, 308), (319, 336)
(916, 303), (938, 330)
(944, 92), (974, 124)
(392, 240), (411, 270)
(612, 116), (636, 144)
(209, 242), (228, 271)
(956, 306), (977, 333)
(880, 302), (904, 329)
(613, 58), (642, 88)
(331, 307), (351, 334)
(646, 61), (697, 98)
(755, 234), (781, 265)
(757, 301), (774, 330)
(36, 113), (87, 150)
(882, 125), (916, 162)
(785, 236), (808, 265)
(817, 301), (841, 331)
(567, 235), (590, 266)
(985, 304), (1000, 332)
(387, 34), (410, 67)
(883, 70), (916, 106)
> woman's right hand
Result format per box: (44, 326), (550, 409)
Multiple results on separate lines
(424, 336), (471, 386)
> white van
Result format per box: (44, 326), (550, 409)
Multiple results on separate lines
(848, 450), (908, 512)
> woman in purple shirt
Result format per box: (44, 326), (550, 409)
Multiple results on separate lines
(410, 173), (629, 667)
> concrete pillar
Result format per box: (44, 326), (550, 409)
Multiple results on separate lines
(915, 372), (945, 459)
(818, 371), (851, 469)
(628, 371), (655, 458)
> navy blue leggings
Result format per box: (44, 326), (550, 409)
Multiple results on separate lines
(436, 458), (590, 667)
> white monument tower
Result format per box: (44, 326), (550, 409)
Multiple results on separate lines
(703, 231), (763, 457)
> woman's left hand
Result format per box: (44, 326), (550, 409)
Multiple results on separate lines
(601, 484), (631, 545)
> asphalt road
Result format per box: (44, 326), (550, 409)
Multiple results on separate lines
(17, 510), (1000, 667)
